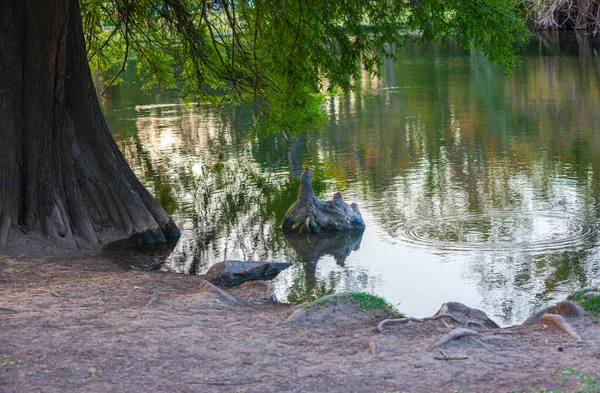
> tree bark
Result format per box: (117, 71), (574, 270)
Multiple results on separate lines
(0, 0), (180, 248)
(281, 167), (365, 234)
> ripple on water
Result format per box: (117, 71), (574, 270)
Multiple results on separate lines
(396, 211), (597, 254)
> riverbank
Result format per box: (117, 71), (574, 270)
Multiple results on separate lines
(1, 253), (600, 393)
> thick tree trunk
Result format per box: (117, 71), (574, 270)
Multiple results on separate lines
(0, 0), (180, 248)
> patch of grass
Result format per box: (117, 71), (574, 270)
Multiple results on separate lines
(348, 292), (399, 315)
(560, 369), (600, 393)
(0, 355), (45, 371)
(311, 292), (401, 316)
(571, 287), (600, 315)
(510, 369), (600, 393)
(0, 355), (18, 370)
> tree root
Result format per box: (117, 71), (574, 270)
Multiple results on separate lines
(0, 210), (10, 247)
(44, 202), (76, 248)
(539, 314), (584, 342)
(434, 328), (481, 347)
(376, 314), (464, 333)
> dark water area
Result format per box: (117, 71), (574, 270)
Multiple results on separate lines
(102, 32), (600, 325)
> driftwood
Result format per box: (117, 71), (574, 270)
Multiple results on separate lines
(281, 167), (365, 233)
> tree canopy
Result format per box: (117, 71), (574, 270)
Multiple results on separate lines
(82, 0), (529, 134)
(0, 0), (529, 248)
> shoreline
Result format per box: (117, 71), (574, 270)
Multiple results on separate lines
(1, 253), (600, 392)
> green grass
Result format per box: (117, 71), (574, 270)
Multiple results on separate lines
(0, 355), (45, 371)
(509, 369), (600, 393)
(348, 292), (399, 315)
(311, 292), (401, 316)
(0, 355), (17, 370)
(571, 287), (600, 315)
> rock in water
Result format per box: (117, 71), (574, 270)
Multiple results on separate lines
(281, 166), (365, 233)
(203, 260), (292, 287)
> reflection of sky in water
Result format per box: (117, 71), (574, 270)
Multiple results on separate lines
(103, 32), (600, 326)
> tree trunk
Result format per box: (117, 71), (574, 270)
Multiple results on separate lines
(281, 167), (365, 234)
(0, 0), (180, 248)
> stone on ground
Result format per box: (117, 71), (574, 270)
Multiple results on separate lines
(203, 260), (291, 287)
(434, 302), (500, 329)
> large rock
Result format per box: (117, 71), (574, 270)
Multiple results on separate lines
(281, 167), (365, 233)
(434, 302), (500, 329)
(203, 260), (291, 287)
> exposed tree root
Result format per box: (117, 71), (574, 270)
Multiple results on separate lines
(539, 314), (584, 342)
(376, 314), (464, 333)
(434, 328), (481, 347)
(0, 211), (11, 248)
(521, 300), (585, 326)
(44, 202), (76, 248)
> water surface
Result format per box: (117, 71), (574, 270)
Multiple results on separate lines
(103, 32), (600, 325)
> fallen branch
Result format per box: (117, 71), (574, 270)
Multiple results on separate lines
(435, 328), (481, 347)
(377, 314), (464, 333)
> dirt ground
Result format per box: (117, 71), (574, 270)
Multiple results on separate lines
(2, 251), (600, 393)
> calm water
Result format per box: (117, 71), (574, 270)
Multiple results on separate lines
(102, 32), (600, 325)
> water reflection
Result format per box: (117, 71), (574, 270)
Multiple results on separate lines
(284, 230), (365, 285)
(103, 32), (600, 325)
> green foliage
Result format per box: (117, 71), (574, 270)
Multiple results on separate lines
(572, 287), (600, 315)
(82, 0), (529, 134)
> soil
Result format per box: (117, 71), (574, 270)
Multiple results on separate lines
(2, 249), (600, 393)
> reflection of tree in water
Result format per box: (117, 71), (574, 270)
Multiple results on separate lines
(165, 161), (300, 274)
(284, 230), (364, 285)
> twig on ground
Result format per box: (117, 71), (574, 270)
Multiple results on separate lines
(191, 380), (257, 386)
(434, 354), (469, 360)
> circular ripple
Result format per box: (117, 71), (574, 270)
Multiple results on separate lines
(396, 211), (597, 253)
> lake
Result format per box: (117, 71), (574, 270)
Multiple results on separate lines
(102, 32), (600, 325)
